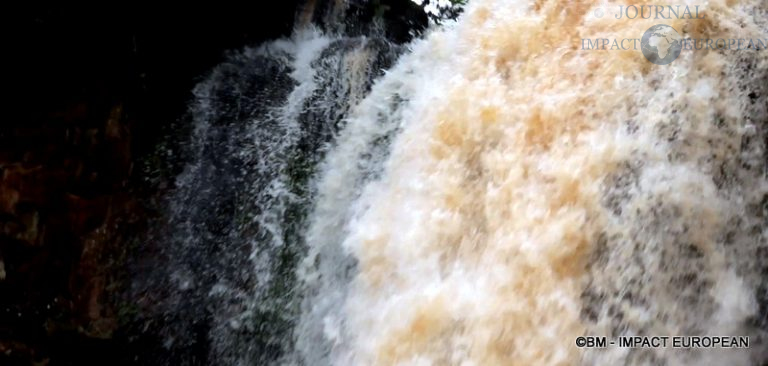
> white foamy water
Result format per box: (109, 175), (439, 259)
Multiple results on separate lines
(293, 0), (768, 365)
(145, 22), (407, 364)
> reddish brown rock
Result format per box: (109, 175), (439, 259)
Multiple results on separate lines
(0, 99), (140, 363)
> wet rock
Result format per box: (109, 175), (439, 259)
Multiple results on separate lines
(309, 0), (429, 43)
(0, 98), (139, 365)
(360, 0), (430, 43)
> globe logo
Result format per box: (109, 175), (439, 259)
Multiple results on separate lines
(641, 24), (683, 65)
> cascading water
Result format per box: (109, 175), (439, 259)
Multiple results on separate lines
(134, 20), (406, 364)
(137, 0), (768, 365)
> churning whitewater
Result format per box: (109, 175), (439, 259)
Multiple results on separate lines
(144, 0), (768, 365)
(293, 0), (768, 365)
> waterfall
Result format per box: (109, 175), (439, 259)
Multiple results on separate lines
(135, 24), (405, 365)
(139, 0), (768, 365)
(293, 1), (768, 365)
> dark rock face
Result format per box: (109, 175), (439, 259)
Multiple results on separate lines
(345, 0), (430, 43)
(0, 101), (140, 365)
(308, 0), (429, 42)
(7, 3), (301, 124)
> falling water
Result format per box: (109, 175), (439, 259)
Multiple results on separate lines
(141, 0), (768, 365)
(136, 22), (405, 364)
